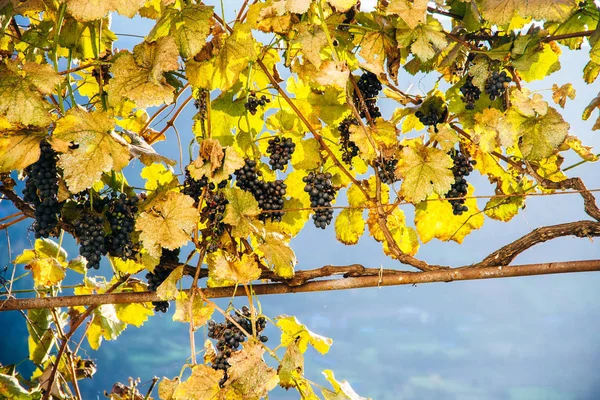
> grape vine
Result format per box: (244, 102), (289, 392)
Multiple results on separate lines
(303, 172), (337, 229)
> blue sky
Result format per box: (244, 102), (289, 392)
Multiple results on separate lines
(1, 4), (600, 399)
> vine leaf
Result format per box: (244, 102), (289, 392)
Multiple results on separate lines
(396, 141), (454, 203)
(135, 192), (199, 258)
(276, 315), (333, 354)
(189, 146), (245, 184)
(107, 36), (179, 108)
(15, 239), (68, 288)
(0, 128), (46, 172)
(335, 208), (365, 245)
(278, 340), (304, 389)
(552, 83), (576, 108)
(396, 17), (448, 62)
(114, 303), (153, 328)
(87, 305), (126, 350)
(367, 208), (419, 257)
(484, 194), (525, 222)
(223, 187), (261, 238)
(582, 91), (600, 130)
(172, 365), (223, 400)
(186, 24), (257, 91)
(173, 293), (215, 330)
(210, 253), (261, 286)
(257, 232), (296, 278)
(156, 265), (185, 300)
(563, 136), (598, 161)
(386, 0), (428, 29)
(0, 61), (62, 127)
(321, 370), (370, 400)
(51, 107), (130, 193)
(141, 163), (178, 191)
(516, 107), (569, 161)
(147, 4), (214, 59)
(66, 0), (145, 21)
(414, 186), (485, 244)
(293, 23), (328, 68)
(27, 309), (55, 365)
(158, 377), (179, 400)
(0, 373), (32, 399)
(225, 341), (279, 399)
(327, 0), (357, 12)
(479, 0), (577, 27)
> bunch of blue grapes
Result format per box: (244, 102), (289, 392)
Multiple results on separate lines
(22, 140), (61, 238)
(234, 159), (286, 222)
(207, 306), (268, 387)
(444, 149), (476, 216)
(303, 172), (337, 229)
(105, 193), (139, 260)
(484, 71), (511, 101)
(266, 137), (295, 171)
(146, 248), (181, 313)
(459, 75), (481, 110)
(338, 116), (359, 164)
(354, 71), (382, 119)
(375, 157), (399, 184)
(244, 92), (270, 115)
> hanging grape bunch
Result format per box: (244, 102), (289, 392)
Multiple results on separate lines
(266, 136), (295, 171)
(444, 149), (477, 216)
(338, 116), (360, 164)
(244, 92), (270, 115)
(146, 248), (180, 313)
(22, 140), (62, 239)
(208, 306), (268, 387)
(105, 193), (139, 261)
(484, 71), (512, 101)
(303, 172), (337, 229)
(74, 208), (106, 270)
(202, 191), (229, 252)
(354, 71), (382, 119)
(415, 103), (448, 133)
(459, 75), (481, 110)
(234, 159), (286, 222)
(375, 157), (399, 185)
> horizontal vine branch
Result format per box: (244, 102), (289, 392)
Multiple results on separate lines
(2, 259), (599, 311)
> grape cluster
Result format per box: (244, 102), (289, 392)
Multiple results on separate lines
(182, 170), (229, 202)
(375, 157), (399, 185)
(338, 116), (359, 164)
(459, 75), (481, 110)
(146, 248), (180, 313)
(22, 140), (61, 238)
(207, 306), (268, 387)
(415, 104), (447, 133)
(105, 194), (139, 260)
(194, 89), (208, 121)
(484, 71), (511, 101)
(354, 72), (382, 119)
(202, 191), (229, 252)
(303, 172), (336, 229)
(234, 160), (286, 222)
(244, 92), (270, 115)
(444, 150), (476, 216)
(74, 209), (106, 270)
(266, 137), (295, 171)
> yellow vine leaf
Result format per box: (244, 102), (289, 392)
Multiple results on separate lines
(510, 87), (548, 117)
(516, 107), (570, 161)
(278, 197), (311, 237)
(564, 135), (598, 161)
(173, 365), (222, 400)
(211, 253), (261, 285)
(27, 309), (54, 365)
(158, 377), (179, 400)
(535, 154), (567, 184)
(114, 303), (153, 328)
(292, 23), (328, 68)
(66, 0), (145, 21)
(222, 187), (261, 238)
(0, 61), (63, 127)
(396, 16), (447, 62)
(286, 0), (311, 14)
(335, 208), (365, 245)
(147, 4), (214, 59)
(107, 36), (179, 108)
(140, 163), (178, 191)
(512, 43), (561, 82)
(250, 2), (292, 34)
(172, 292), (215, 330)
(26, 259), (65, 288)
(279, 340), (304, 389)
(87, 305), (126, 350)
(552, 83), (576, 108)
(51, 107), (130, 193)
(111, 257), (144, 274)
(276, 315), (333, 354)
(225, 341), (279, 399)
(189, 146), (245, 184)
(156, 265), (184, 300)
(396, 141), (454, 203)
(366, 208), (419, 256)
(479, 0), (577, 27)
(386, 0), (428, 29)
(187, 24), (257, 91)
(414, 186), (484, 244)
(291, 138), (322, 171)
(136, 191), (198, 258)
(321, 370), (370, 400)
(484, 194), (525, 222)
(257, 232), (296, 278)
